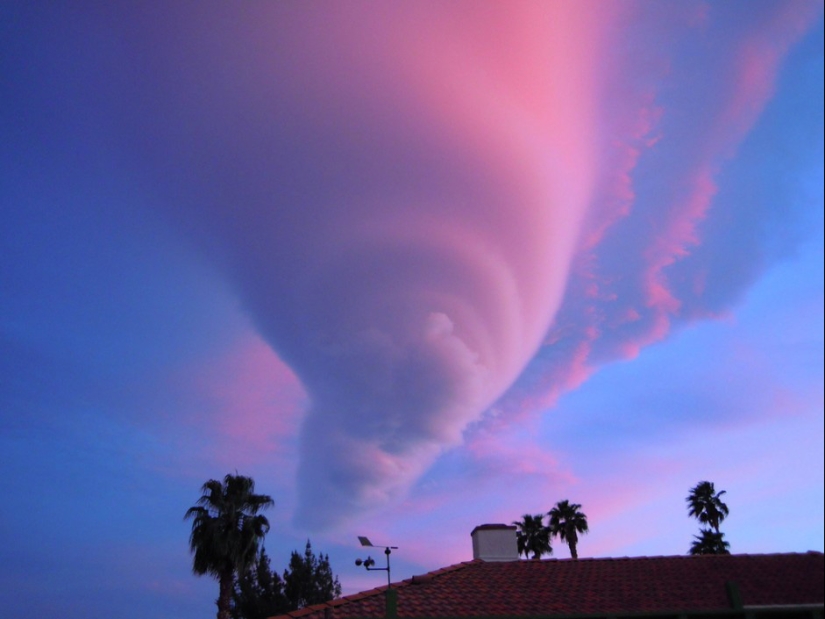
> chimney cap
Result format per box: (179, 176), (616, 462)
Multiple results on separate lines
(470, 523), (517, 535)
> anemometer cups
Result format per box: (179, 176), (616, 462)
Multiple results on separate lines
(355, 557), (376, 567)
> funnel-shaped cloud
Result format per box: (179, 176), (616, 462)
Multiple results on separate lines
(86, 2), (610, 527)
(51, 1), (820, 528)
(0, 5), (821, 617)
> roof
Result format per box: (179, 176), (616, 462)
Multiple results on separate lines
(270, 551), (824, 619)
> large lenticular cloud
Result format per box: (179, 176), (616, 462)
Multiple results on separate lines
(101, 2), (610, 527)
(93, 1), (820, 528)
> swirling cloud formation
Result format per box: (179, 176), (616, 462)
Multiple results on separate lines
(41, 1), (817, 528)
(91, 2), (612, 526)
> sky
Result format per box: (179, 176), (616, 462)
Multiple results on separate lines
(1, 1), (822, 617)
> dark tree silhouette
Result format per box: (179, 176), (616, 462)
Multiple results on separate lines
(548, 500), (589, 560)
(185, 474), (274, 619)
(689, 529), (731, 555)
(283, 540), (342, 609)
(232, 546), (287, 619)
(686, 481), (729, 533)
(512, 514), (553, 560)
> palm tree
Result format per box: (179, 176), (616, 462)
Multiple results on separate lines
(512, 514), (552, 559)
(548, 500), (589, 560)
(185, 474), (274, 619)
(686, 481), (729, 533)
(689, 529), (731, 555)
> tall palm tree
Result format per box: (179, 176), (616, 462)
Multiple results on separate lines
(686, 481), (729, 533)
(185, 474), (274, 619)
(689, 529), (731, 555)
(512, 514), (552, 559)
(548, 500), (589, 560)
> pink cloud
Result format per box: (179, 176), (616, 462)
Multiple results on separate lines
(493, 1), (822, 424)
(95, 1), (822, 531)
(632, 1), (821, 329)
(259, 3), (615, 528)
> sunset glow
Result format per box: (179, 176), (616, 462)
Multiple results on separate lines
(1, 2), (822, 617)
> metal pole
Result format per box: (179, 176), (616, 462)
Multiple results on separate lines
(385, 547), (391, 588)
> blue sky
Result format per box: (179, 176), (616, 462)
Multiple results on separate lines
(1, 2), (822, 617)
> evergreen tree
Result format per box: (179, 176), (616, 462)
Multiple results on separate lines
(232, 547), (288, 619)
(283, 540), (342, 609)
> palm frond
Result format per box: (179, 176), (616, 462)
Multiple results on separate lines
(689, 529), (731, 555)
(185, 474), (274, 580)
(686, 481), (729, 532)
(513, 513), (552, 559)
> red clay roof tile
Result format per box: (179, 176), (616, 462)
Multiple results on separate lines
(268, 552), (824, 619)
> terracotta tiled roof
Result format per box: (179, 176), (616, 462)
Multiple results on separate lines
(269, 551), (824, 618)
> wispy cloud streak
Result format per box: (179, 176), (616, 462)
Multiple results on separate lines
(495, 0), (823, 418)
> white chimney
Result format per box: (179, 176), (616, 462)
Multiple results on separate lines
(471, 524), (519, 562)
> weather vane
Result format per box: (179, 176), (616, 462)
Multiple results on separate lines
(355, 535), (398, 588)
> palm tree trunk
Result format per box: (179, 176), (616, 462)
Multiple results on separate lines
(568, 528), (578, 560)
(217, 570), (233, 619)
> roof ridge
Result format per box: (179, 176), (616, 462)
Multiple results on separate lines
(536, 551), (823, 562)
(409, 559), (478, 584)
(270, 560), (481, 618)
